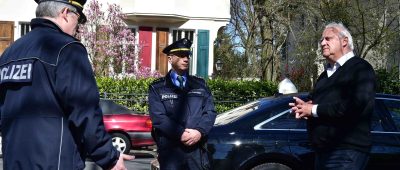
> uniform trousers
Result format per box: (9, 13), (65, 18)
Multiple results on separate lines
(157, 141), (210, 170)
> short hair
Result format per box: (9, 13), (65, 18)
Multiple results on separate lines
(36, 1), (78, 18)
(325, 22), (354, 50)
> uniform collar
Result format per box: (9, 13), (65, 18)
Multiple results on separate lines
(30, 18), (79, 40)
(170, 70), (187, 87)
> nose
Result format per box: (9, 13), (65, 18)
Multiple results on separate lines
(320, 39), (326, 46)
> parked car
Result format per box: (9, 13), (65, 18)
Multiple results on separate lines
(151, 93), (400, 170)
(100, 99), (155, 154)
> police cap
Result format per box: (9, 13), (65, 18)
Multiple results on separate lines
(35, 0), (87, 24)
(163, 38), (192, 56)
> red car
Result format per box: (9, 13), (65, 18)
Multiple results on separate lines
(100, 99), (155, 154)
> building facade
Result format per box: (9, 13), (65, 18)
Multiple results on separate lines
(0, 0), (231, 78)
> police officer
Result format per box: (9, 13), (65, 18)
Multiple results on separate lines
(0, 0), (133, 169)
(148, 38), (217, 170)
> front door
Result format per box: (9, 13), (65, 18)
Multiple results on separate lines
(139, 26), (152, 68)
(0, 21), (14, 56)
(156, 28), (169, 75)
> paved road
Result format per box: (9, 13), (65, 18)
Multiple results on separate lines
(0, 149), (156, 170)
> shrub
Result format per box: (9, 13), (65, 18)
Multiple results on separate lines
(96, 77), (278, 113)
(376, 68), (400, 95)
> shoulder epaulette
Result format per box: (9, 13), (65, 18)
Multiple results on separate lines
(188, 75), (206, 87)
(191, 75), (205, 81)
(151, 77), (165, 85)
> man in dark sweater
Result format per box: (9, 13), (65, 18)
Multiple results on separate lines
(289, 22), (376, 170)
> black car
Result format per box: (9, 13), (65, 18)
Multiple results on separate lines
(207, 93), (400, 170)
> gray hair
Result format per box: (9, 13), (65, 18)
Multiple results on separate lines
(36, 1), (77, 18)
(325, 22), (354, 50)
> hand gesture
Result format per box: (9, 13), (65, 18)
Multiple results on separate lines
(110, 153), (135, 170)
(289, 97), (313, 119)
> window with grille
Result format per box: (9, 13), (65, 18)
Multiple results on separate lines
(172, 29), (195, 74)
(20, 22), (30, 36)
(172, 30), (194, 42)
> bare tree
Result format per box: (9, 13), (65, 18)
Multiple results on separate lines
(222, 0), (400, 87)
(319, 0), (400, 60)
(229, 0), (318, 81)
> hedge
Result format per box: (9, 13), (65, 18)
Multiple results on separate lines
(96, 77), (278, 113)
(207, 78), (277, 112)
(96, 68), (400, 114)
(96, 77), (155, 113)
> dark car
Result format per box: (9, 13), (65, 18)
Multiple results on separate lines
(151, 93), (400, 170)
(207, 93), (400, 170)
(100, 99), (155, 154)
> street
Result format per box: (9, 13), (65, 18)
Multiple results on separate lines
(0, 149), (156, 170)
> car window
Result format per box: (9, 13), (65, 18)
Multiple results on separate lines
(381, 99), (400, 131)
(99, 100), (136, 115)
(215, 100), (261, 125)
(258, 109), (306, 129)
(371, 103), (384, 131)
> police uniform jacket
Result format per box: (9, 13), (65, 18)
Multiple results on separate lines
(148, 71), (216, 146)
(0, 18), (119, 170)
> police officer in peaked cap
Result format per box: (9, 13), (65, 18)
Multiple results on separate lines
(0, 0), (133, 169)
(148, 38), (217, 170)
(162, 38), (192, 57)
(35, 0), (87, 24)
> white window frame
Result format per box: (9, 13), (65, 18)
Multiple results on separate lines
(19, 22), (31, 37)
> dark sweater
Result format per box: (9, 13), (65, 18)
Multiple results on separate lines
(308, 56), (376, 153)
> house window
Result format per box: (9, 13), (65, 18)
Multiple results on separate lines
(172, 29), (194, 42)
(20, 22), (30, 36)
(130, 28), (136, 36)
(172, 29), (195, 74)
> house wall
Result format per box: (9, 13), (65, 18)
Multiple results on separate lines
(111, 0), (230, 20)
(105, 0), (230, 77)
(0, 0), (37, 40)
(130, 22), (226, 77)
(0, 0), (231, 77)
(173, 19), (227, 76)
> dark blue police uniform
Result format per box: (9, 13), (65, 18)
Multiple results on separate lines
(0, 17), (119, 170)
(148, 39), (217, 170)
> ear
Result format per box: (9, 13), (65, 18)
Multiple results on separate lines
(60, 7), (69, 22)
(342, 37), (348, 48)
(168, 56), (172, 64)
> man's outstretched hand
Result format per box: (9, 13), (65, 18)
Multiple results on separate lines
(110, 153), (135, 170)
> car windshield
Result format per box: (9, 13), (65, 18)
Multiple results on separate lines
(215, 100), (261, 125)
(100, 100), (136, 115)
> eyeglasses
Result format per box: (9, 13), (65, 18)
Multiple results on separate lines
(66, 8), (83, 24)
